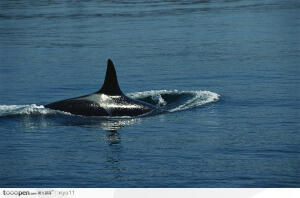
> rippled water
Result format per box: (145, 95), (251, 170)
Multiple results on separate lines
(0, 0), (299, 187)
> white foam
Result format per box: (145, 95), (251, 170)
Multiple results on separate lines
(128, 89), (220, 113)
(169, 90), (220, 112)
(0, 104), (66, 117)
(128, 89), (176, 99)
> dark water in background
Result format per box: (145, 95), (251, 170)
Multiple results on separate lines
(0, 0), (299, 187)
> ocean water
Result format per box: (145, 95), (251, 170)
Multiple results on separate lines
(0, 0), (299, 187)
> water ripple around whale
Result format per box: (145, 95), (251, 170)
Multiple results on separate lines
(0, 90), (220, 118)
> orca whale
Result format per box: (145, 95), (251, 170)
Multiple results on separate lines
(45, 59), (157, 117)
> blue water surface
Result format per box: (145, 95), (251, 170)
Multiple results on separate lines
(0, 0), (299, 187)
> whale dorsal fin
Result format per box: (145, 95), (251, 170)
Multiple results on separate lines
(97, 59), (123, 95)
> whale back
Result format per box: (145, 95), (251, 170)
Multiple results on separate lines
(45, 59), (157, 117)
(97, 59), (123, 96)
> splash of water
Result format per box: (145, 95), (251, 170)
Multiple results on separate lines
(128, 90), (220, 112)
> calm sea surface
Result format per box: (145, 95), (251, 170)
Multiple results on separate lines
(0, 0), (299, 187)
